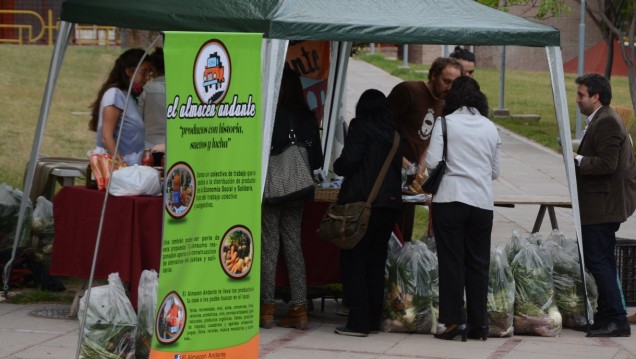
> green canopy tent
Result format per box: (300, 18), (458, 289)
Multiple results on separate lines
(7, 0), (587, 342)
(58, 0), (559, 45)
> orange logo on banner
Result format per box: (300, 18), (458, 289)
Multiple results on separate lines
(285, 40), (330, 81)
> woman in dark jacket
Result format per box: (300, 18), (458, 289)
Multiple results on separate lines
(333, 89), (402, 337)
(260, 68), (322, 330)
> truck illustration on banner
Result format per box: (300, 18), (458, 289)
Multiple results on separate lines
(203, 52), (225, 92)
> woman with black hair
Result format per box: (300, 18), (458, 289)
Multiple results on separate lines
(332, 89), (402, 337)
(449, 46), (476, 78)
(89, 48), (153, 165)
(425, 76), (501, 341)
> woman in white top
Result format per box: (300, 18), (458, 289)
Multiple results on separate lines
(89, 48), (153, 165)
(426, 76), (501, 342)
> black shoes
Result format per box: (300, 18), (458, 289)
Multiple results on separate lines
(586, 321), (631, 337)
(467, 325), (488, 341)
(334, 326), (369, 337)
(434, 324), (468, 342)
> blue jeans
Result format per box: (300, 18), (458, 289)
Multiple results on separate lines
(582, 222), (627, 324)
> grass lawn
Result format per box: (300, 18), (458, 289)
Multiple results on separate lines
(0, 44), (121, 190)
(0, 44), (121, 303)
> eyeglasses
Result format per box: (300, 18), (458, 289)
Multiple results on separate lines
(138, 69), (153, 77)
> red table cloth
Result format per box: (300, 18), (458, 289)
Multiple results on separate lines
(50, 186), (341, 307)
(50, 186), (163, 307)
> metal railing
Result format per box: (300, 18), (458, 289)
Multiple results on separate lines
(0, 9), (55, 44)
(0, 9), (119, 46)
(74, 24), (119, 47)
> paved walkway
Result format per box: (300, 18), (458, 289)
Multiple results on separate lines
(1, 58), (635, 359)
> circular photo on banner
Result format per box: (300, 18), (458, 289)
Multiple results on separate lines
(219, 225), (254, 279)
(193, 39), (231, 105)
(155, 291), (187, 345)
(165, 162), (195, 219)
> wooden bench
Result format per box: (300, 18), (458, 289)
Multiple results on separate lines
(493, 195), (572, 233)
(411, 194), (572, 234)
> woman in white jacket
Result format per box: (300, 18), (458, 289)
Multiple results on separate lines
(426, 76), (501, 342)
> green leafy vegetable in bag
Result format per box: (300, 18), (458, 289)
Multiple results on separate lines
(511, 243), (562, 337)
(382, 241), (437, 333)
(487, 245), (514, 337)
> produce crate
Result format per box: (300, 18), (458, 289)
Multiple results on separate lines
(313, 188), (339, 202)
(616, 239), (636, 306)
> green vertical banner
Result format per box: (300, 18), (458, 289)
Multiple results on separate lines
(150, 32), (262, 359)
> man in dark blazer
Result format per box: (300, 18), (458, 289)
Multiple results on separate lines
(574, 73), (636, 337)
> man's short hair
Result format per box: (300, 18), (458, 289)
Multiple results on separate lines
(428, 57), (462, 82)
(575, 73), (612, 106)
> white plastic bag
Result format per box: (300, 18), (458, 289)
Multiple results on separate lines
(79, 272), (137, 358)
(32, 196), (53, 239)
(109, 165), (161, 196)
(136, 270), (159, 358)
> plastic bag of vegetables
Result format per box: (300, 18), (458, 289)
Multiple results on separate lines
(31, 196), (54, 270)
(79, 272), (137, 358)
(136, 270), (158, 359)
(0, 183), (32, 251)
(543, 229), (568, 247)
(385, 233), (403, 284)
(543, 240), (597, 329)
(382, 241), (437, 333)
(504, 229), (527, 264)
(31, 196), (53, 239)
(511, 243), (562, 337)
(487, 244), (515, 337)
(421, 235), (437, 253)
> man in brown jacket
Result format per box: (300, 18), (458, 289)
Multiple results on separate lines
(574, 73), (636, 337)
(387, 57), (462, 240)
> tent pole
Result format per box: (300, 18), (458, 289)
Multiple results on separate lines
(260, 38), (288, 198)
(2, 21), (74, 294)
(322, 41), (351, 176)
(575, 0), (586, 138)
(546, 45), (591, 332)
(75, 35), (162, 359)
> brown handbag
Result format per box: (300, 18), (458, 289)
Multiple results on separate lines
(317, 132), (400, 249)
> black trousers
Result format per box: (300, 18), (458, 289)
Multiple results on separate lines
(397, 204), (415, 241)
(340, 207), (399, 333)
(432, 201), (492, 326)
(582, 222), (627, 324)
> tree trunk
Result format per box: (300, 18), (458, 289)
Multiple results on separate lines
(604, 33), (614, 79)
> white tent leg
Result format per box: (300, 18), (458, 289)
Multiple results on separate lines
(2, 21), (74, 293)
(260, 38), (288, 198)
(546, 45), (591, 327)
(322, 41), (352, 176)
(75, 35), (162, 359)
